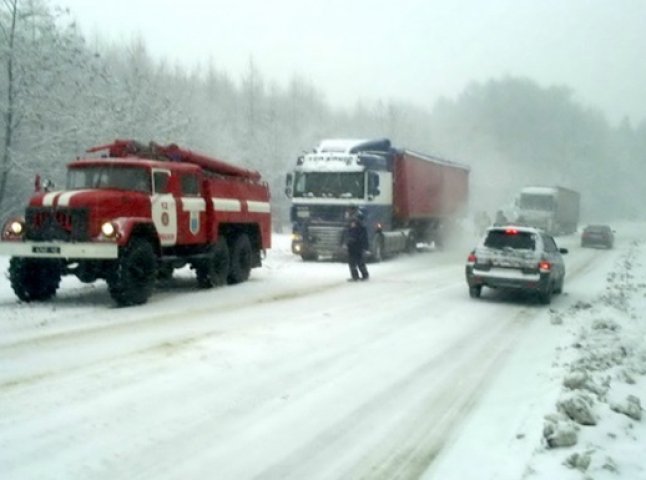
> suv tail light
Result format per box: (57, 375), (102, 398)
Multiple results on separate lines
(538, 260), (551, 273)
(467, 252), (477, 265)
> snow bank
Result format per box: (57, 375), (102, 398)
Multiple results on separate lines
(535, 239), (646, 478)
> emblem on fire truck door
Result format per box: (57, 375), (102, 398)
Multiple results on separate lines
(189, 211), (200, 235)
(181, 197), (206, 236)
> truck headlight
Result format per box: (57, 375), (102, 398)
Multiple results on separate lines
(9, 220), (24, 236)
(100, 221), (117, 238)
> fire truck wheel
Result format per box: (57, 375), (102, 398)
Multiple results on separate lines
(228, 233), (252, 284)
(9, 257), (61, 302)
(107, 237), (157, 306)
(195, 238), (230, 288)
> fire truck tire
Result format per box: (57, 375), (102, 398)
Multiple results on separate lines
(228, 233), (252, 284)
(195, 238), (230, 288)
(9, 257), (61, 302)
(107, 237), (157, 306)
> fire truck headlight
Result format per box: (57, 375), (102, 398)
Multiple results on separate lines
(9, 220), (24, 236)
(101, 221), (117, 238)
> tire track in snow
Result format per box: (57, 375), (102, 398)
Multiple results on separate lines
(252, 308), (531, 480)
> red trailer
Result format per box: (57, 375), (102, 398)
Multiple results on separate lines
(394, 150), (469, 221)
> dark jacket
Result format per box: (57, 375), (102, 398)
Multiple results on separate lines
(344, 218), (369, 254)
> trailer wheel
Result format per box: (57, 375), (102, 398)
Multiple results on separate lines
(107, 237), (157, 306)
(406, 233), (417, 253)
(195, 237), (230, 288)
(228, 233), (252, 284)
(9, 257), (62, 302)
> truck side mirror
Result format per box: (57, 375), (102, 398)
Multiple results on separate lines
(42, 178), (54, 192)
(285, 173), (293, 198)
(368, 172), (380, 197)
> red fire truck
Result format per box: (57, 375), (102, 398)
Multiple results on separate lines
(0, 140), (271, 306)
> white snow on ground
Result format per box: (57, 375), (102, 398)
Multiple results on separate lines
(0, 223), (645, 479)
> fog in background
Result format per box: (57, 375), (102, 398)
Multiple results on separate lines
(1, 0), (644, 226)
(58, 0), (646, 126)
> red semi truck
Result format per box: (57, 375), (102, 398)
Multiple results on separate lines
(285, 138), (469, 260)
(0, 140), (271, 306)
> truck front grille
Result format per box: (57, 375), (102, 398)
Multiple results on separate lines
(25, 207), (90, 241)
(308, 226), (344, 256)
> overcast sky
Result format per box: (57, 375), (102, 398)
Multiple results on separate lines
(57, 0), (645, 125)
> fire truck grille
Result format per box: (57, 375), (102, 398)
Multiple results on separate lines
(25, 207), (90, 241)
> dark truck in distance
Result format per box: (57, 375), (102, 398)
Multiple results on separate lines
(466, 225), (568, 304)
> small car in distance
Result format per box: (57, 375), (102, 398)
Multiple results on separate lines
(581, 224), (614, 249)
(465, 226), (568, 304)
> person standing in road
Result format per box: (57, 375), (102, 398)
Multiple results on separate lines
(343, 208), (370, 281)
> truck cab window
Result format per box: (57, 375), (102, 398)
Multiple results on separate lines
(67, 166), (150, 193)
(181, 174), (199, 196)
(293, 172), (364, 199)
(153, 171), (170, 194)
(520, 194), (554, 211)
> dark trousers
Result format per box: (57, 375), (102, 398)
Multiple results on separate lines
(348, 249), (369, 280)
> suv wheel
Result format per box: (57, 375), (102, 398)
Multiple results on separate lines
(469, 285), (482, 298)
(538, 283), (553, 304)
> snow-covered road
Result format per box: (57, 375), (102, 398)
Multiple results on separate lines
(1, 225), (644, 479)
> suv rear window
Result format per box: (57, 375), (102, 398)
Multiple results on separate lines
(484, 230), (536, 250)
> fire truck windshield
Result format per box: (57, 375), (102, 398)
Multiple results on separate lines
(293, 172), (364, 199)
(67, 166), (151, 193)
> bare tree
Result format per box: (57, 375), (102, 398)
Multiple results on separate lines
(0, 0), (18, 209)
(0, 0), (104, 212)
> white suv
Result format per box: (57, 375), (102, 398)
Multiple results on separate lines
(465, 225), (568, 304)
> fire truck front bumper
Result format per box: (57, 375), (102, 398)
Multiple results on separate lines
(0, 241), (119, 259)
